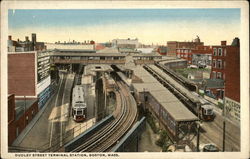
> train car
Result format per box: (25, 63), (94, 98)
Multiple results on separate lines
(72, 85), (87, 122)
(200, 104), (214, 121)
(196, 93), (215, 121)
(144, 64), (215, 121)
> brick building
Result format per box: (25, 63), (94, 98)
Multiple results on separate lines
(167, 36), (204, 58)
(210, 38), (240, 123)
(156, 46), (167, 55)
(8, 51), (51, 109)
(8, 94), (38, 145)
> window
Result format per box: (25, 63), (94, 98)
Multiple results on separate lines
(224, 61), (226, 68)
(213, 48), (217, 56)
(26, 116), (29, 125)
(77, 110), (83, 115)
(224, 49), (227, 56)
(217, 72), (222, 79)
(218, 48), (223, 56)
(217, 60), (222, 69)
(213, 60), (216, 68)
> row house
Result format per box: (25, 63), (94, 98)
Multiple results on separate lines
(210, 38), (240, 123)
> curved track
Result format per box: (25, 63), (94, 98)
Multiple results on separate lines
(71, 81), (137, 152)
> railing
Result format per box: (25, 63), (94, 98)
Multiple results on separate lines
(38, 119), (96, 152)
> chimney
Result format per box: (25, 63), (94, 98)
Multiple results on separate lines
(32, 33), (36, 43)
(231, 37), (240, 47)
(17, 38), (20, 42)
(8, 35), (12, 40)
(221, 41), (227, 46)
(25, 36), (29, 42)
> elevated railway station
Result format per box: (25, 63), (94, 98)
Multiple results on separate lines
(117, 65), (198, 143)
(50, 51), (162, 65)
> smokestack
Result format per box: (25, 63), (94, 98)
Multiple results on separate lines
(8, 35), (12, 40)
(25, 36), (29, 42)
(221, 41), (227, 46)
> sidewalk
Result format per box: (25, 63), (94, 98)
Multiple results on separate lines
(12, 86), (58, 147)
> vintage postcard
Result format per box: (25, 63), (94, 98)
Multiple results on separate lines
(0, 1), (249, 159)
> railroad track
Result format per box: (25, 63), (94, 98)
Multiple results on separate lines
(155, 62), (197, 91)
(71, 81), (137, 152)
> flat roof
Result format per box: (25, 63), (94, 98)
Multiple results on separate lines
(84, 64), (113, 75)
(51, 52), (162, 58)
(51, 52), (126, 57)
(96, 47), (119, 54)
(132, 66), (197, 122)
(161, 101), (197, 121)
(132, 83), (162, 92)
(15, 99), (37, 120)
(132, 53), (162, 57)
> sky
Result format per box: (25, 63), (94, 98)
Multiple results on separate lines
(8, 9), (240, 45)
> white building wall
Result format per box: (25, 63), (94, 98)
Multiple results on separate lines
(225, 97), (240, 124)
(36, 76), (51, 95)
(112, 38), (139, 48)
(46, 43), (95, 50)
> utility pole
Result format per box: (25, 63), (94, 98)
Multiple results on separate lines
(196, 122), (200, 152)
(222, 80), (226, 152)
(222, 120), (226, 151)
(143, 88), (146, 112)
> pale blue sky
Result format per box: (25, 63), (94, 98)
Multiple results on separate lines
(8, 9), (240, 45)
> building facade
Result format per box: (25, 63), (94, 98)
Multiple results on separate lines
(8, 94), (38, 145)
(156, 46), (167, 55)
(8, 51), (51, 109)
(210, 38), (240, 123)
(46, 42), (96, 52)
(167, 36), (204, 57)
(112, 38), (139, 49)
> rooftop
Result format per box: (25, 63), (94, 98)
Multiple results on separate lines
(96, 47), (119, 54)
(132, 66), (197, 122)
(15, 99), (37, 120)
(51, 52), (126, 57)
(84, 64), (113, 75)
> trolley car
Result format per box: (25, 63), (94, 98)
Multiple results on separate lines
(72, 85), (87, 122)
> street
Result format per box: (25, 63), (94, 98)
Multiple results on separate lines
(200, 111), (240, 151)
